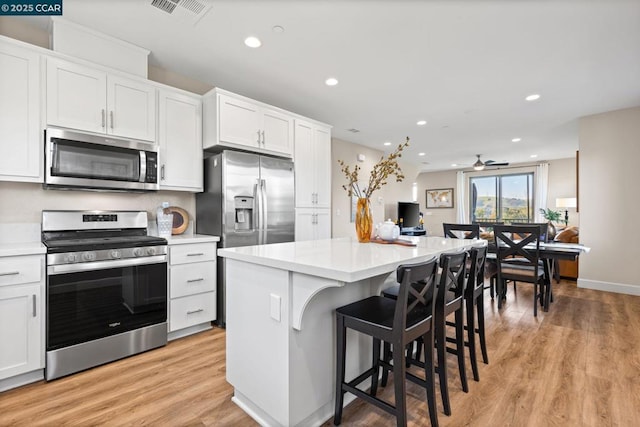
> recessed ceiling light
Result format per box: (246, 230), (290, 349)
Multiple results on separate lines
(530, 154), (538, 158)
(512, 138), (521, 142)
(525, 94), (540, 101)
(417, 120), (427, 126)
(325, 77), (338, 86)
(383, 142), (391, 146)
(451, 163), (458, 167)
(418, 152), (425, 156)
(244, 36), (262, 48)
(272, 25), (285, 33)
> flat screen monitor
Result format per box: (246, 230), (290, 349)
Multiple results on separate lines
(397, 202), (420, 228)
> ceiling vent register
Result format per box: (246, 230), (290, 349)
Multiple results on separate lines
(150, 0), (212, 24)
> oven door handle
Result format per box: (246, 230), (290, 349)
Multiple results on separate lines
(47, 255), (167, 275)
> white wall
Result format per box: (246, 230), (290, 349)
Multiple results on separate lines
(578, 106), (640, 295)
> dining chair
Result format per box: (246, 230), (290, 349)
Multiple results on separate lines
(493, 224), (547, 316)
(442, 223), (480, 239)
(334, 257), (439, 427)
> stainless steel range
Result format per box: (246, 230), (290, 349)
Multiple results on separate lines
(42, 210), (168, 380)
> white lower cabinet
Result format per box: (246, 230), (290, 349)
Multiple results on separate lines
(0, 255), (44, 383)
(295, 208), (331, 241)
(167, 241), (217, 339)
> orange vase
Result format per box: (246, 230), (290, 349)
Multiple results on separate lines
(355, 197), (373, 243)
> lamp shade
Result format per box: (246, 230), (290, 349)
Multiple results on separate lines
(556, 197), (577, 208)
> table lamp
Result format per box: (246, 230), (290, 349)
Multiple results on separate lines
(555, 197), (577, 226)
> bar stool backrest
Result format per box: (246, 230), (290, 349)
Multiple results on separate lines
(437, 251), (468, 310)
(394, 257), (438, 340)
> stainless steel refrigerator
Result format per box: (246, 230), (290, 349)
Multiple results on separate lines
(195, 150), (295, 327)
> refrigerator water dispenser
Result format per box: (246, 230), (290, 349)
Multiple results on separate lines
(234, 196), (254, 230)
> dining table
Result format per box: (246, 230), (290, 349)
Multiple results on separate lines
(487, 241), (589, 311)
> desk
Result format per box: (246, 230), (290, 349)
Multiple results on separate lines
(489, 242), (589, 311)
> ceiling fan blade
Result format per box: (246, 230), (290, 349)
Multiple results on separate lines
(485, 160), (509, 166)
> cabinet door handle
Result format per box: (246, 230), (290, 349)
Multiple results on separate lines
(101, 109), (106, 128)
(187, 308), (204, 315)
(257, 130), (261, 145)
(187, 278), (204, 283)
(32, 294), (36, 317)
(110, 111), (114, 129)
(0, 271), (19, 276)
(261, 130), (265, 145)
(161, 164), (165, 180)
(186, 252), (204, 257)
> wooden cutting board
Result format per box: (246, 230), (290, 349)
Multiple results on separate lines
(370, 237), (417, 247)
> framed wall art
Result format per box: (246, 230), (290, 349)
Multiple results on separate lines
(426, 188), (454, 209)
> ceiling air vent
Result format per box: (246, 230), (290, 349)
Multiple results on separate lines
(150, 0), (212, 25)
(347, 128), (360, 133)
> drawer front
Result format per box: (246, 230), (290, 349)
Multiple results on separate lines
(169, 291), (216, 332)
(170, 243), (216, 265)
(0, 255), (42, 288)
(170, 261), (216, 298)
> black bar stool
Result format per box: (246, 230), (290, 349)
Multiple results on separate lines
(333, 257), (439, 427)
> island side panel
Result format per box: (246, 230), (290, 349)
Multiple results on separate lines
(226, 259), (291, 426)
(289, 272), (384, 426)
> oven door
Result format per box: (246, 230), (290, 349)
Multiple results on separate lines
(47, 257), (167, 351)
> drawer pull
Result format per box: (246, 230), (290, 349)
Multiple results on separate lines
(0, 271), (20, 277)
(187, 308), (204, 315)
(32, 295), (36, 317)
(186, 253), (204, 257)
(187, 278), (204, 283)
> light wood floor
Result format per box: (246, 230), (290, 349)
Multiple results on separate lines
(2, 280), (640, 426)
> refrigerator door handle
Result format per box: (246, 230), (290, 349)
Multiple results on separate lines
(261, 179), (268, 243)
(254, 180), (263, 243)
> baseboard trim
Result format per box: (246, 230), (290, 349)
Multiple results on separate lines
(577, 278), (640, 296)
(0, 369), (44, 392)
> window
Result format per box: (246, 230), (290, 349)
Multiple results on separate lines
(470, 173), (534, 223)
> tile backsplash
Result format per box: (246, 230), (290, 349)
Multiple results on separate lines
(0, 181), (196, 228)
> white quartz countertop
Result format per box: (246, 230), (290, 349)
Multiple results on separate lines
(218, 236), (486, 283)
(165, 234), (220, 245)
(0, 242), (46, 257)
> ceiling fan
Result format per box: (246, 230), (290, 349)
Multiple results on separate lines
(473, 154), (509, 171)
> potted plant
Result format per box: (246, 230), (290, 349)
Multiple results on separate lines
(539, 208), (562, 241)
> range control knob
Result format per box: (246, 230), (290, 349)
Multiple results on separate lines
(110, 250), (121, 259)
(82, 252), (96, 262)
(133, 248), (145, 257)
(66, 253), (77, 263)
(146, 247), (156, 256)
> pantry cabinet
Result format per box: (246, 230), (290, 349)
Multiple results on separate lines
(0, 255), (44, 382)
(158, 89), (203, 192)
(203, 88), (294, 157)
(0, 39), (42, 183)
(46, 57), (156, 142)
(294, 208), (331, 241)
(294, 119), (331, 208)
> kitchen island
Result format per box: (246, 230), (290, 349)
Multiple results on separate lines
(218, 236), (485, 427)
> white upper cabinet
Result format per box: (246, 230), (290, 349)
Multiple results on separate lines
(0, 39), (42, 183)
(158, 89), (203, 192)
(294, 119), (332, 209)
(203, 88), (293, 157)
(217, 94), (262, 148)
(46, 57), (156, 142)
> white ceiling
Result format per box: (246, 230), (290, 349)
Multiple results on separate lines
(22, 0), (640, 171)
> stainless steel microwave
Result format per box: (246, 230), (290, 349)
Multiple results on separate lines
(45, 127), (159, 191)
